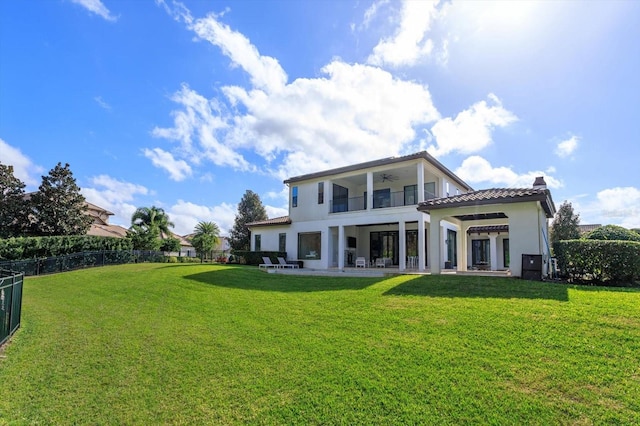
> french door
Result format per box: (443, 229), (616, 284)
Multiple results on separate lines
(370, 231), (398, 265)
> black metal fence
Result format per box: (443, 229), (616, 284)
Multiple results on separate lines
(0, 250), (167, 277)
(0, 269), (23, 346)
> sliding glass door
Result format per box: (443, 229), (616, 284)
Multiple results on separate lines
(370, 231), (399, 265)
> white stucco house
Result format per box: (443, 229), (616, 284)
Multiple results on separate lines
(247, 152), (556, 278)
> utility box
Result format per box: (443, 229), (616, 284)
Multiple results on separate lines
(521, 254), (543, 281)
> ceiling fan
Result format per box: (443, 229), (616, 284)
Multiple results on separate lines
(380, 173), (398, 182)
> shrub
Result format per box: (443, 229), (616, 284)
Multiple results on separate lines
(167, 256), (178, 263)
(231, 251), (287, 266)
(554, 240), (640, 285)
(584, 225), (640, 242)
(0, 236), (134, 260)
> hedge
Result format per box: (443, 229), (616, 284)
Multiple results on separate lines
(230, 251), (288, 266)
(0, 236), (134, 261)
(553, 239), (640, 285)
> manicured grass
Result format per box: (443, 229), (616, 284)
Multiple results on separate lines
(1, 263), (639, 424)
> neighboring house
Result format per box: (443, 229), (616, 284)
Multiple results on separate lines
(181, 234), (231, 258)
(84, 202), (130, 238)
(247, 151), (556, 278)
(579, 224), (601, 235)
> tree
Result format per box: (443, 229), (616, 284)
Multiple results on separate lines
(191, 221), (220, 262)
(550, 201), (580, 243)
(0, 164), (29, 237)
(30, 162), (92, 236)
(584, 224), (640, 242)
(229, 190), (267, 251)
(160, 236), (182, 253)
(128, 206), (174, 250)
(128, 224), (161, 250)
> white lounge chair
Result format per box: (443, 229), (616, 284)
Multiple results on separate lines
(355, 257), (367, 268)
(259, 257), (279, 269)
(277, 257), (299, 268)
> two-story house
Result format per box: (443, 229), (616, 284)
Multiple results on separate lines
(247, 151), (556, 278)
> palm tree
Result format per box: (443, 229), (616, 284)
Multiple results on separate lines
(129, 206), (174, 250)
(131, 206), (174, 235)
(191, 221), (220, 262)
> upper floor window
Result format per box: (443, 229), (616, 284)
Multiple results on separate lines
(373, 188), (390, 208)
(424, 182), (436, 200)
(292, 186), (298, 208)
(404, 185), (417, 205)
(318, 182), (324, 204)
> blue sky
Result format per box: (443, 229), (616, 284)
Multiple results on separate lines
(1, 0), (639, 235)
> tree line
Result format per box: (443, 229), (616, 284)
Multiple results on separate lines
(1, 162), (269, 261)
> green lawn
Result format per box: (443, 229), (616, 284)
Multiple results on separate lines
(1, 263), (639, 424)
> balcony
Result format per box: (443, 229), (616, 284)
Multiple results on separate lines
(330, 196), (365, 213)
(329, 190), (437, 213)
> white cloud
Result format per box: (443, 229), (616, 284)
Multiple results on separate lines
(0, 138), (43, 187)
(572, 187), (640, 229)
(367, 0), (439, 67)
(190, 12), (287, 93)
(355, 0), (390, 31)
(142, 148), (192, 181)
(555, 134), (579, 158)
(82, 175), (149, 227)
(223, 60), (441, 180)
(596, 187), (640, 228)
(455, 156), (563, 189)
(70, 0), (117, 22)
(428, 94), (517, 157)
(151, 84), (250, 171)
(168, 200), (237, 236)
(94, 96), (111, 111)
(153, 5), (442, 182)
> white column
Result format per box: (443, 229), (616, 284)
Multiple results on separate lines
(327, 181), (333, 214)
(489, 234), (498, 271)
(399, 220), (406, 271)
(417, 163), (425, 203)
(338, 225), (345, 269)
(429, 215), (441, 274)
(366, 172), (373, 211)
(456, 225), (465, 272)
(419, 218), (427, 272)
(459, 226), (468, 272)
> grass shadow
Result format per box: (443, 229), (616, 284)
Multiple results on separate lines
(183, 265), (382, 292)
(384, 274), (570, 301)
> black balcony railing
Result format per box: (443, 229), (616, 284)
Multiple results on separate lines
(329, 190), (438, 213)
(330, 196), (365, 213)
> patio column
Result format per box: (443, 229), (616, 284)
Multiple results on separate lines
(419, 217), (427, 272)
(338, 225), (345, 269)
(417, 162), (425, 203)
(366, 172), (373, 211)
(489, 234), (498, 271)
(429, 213), (442, 274)
(399, 220), (406, 271)
(458, 225), (468, 272)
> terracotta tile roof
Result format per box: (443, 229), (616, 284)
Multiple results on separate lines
(87, 223), (129, 238)
(247, 216), (292, 227)
(418, 188), (556, 218)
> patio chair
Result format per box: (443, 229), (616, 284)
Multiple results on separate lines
(375, 258), (386, 268)
(277, 257), (299, 268)
(355, 257), (367, 268)
(259, 257), (279, 269)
